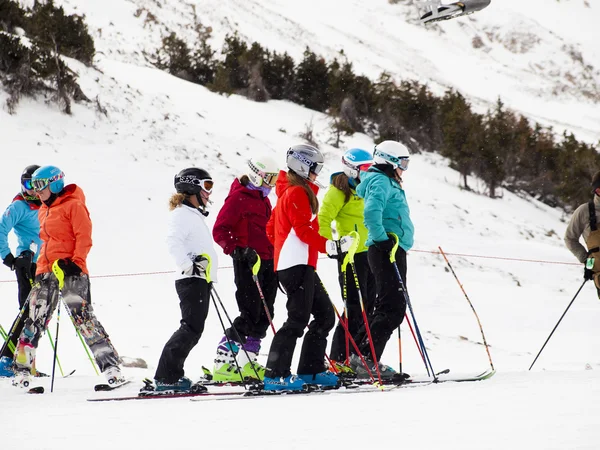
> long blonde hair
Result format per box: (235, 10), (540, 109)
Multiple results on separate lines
(169, 193), (187, 211)
(287, 171), (319, 214)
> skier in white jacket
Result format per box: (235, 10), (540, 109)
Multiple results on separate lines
(152, 167), (218, 393)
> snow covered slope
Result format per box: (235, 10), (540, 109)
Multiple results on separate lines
(53, 0), (600, 143)
(0, 1), (599, 449)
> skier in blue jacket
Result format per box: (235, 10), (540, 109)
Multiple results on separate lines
(349, 141), (414, 380)
(0, 165), (42, 376)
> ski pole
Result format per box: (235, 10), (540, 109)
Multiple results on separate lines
(339, 255), (351, 364)
(0, 324), (15, 354)
(397, 326), (403, 375)
(209, 254), (262, 384)
(389, 233), (437, 379)
(50, 300), (61, 393)
(439, 246), (495, 371)
(0, 298), (31, 356)
(344, 231), (383, 385)
(250, 255), (276, 335)
(529, 279), (588, 370)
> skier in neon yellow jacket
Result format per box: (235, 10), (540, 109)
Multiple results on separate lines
(318, 148), (376, 368)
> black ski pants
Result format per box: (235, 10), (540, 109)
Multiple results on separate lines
(155, 277), (211, 383)
(355, 245), (408, 361)
(0, 264), (35, 359)
(265, 265), (335, 378)
(226, 258), (277, 341)
(329, 251), (376, 361)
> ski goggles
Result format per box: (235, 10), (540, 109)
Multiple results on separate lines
(248, 160), (279, 187)
(310, 161), (324, 175)
(22, 179), (34, 190)
(31, 172), (65, 191)
(178, 176), (214, 193)
(374, 150), (410, 171)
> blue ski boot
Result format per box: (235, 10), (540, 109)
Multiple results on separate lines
(0, 356), (14, 377)
(298, 371), (339, 388)
(154, 376), (192, 392)
(263, 374), (306, 392)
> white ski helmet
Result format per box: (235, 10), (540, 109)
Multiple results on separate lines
(373, 140), (410, 171)
(248, 156), (279, 187)
(286, 144), (324, 179)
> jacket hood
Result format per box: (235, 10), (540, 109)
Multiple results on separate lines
(229, 177), (262, 199)
(52, 184), (86, 206)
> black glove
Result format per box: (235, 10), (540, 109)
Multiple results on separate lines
(14, 250), (34, 279)
(57, 259), (83, 277)
(374, 237), (395, 253)
(2, 253), (15, 270)
(584, 267), (594, 281)
(232, 247), (259, 268)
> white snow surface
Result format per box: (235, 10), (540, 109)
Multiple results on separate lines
(0, 1), (599, 449)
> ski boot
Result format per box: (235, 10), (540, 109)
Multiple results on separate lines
(349, 353), (405, 382)
(104, 365), (127, 387)
(298, 371), (339, 389)
(213, 335), (244, 383)
(328, 359), (356, 380)
(263, 374), (307, 392)
(12, 369), (32, 388)
(0, 356), (14, 377)
(154, 376), (194, 393)
(237, 337), (265, 381)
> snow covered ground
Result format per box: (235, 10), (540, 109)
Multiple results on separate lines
(1, 1), (599, 448)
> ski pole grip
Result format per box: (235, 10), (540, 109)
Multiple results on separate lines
(251, 254), (262, 276)
(52, 260), (65, 290)
(341, 230), (360, 272)
(388, 233), (400, 263)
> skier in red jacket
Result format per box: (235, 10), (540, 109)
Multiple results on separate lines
(262, 144), (353, 391)
(212, 156), (279, 382)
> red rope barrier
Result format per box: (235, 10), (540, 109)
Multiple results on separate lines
(0, 249), (579, 283)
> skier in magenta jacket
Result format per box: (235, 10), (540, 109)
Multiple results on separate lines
(211, 156), (279, 382)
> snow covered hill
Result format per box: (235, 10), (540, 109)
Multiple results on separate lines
(1, 1), (599, 449)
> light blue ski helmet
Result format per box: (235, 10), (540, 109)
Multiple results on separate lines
(31, 165), (65, 194)
(342, 148), (373, 179)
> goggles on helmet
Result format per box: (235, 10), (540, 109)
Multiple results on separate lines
(374, 150), (410, 171)
(22, 179), (34, 190)
(32, 172), (65, 192)
(248, 160), (279, 187)
(178, 175), (213, 193)
(311, 161), (323, 175)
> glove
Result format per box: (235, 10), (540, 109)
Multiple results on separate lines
(2, 253), (15, 270)
(14, 251), (34, 279)
(325, 236), (354, 258)
(374, 237), (395, 253)
(183, 255), (209, 278)
(232, 247), (259, 268)
(57, 259), (83, 277)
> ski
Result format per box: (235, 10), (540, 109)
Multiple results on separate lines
(94, 379), (132, 392)
(420, 0), (491, 25)
(27, 386), (45, 394)
(88, 389), (246, 402)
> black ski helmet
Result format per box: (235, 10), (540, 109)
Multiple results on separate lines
(174, 167), (212, 194)
(21, 165), (41, 189)
(592, 171), (600, 195)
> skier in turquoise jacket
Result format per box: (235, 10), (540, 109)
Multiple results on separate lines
(349, 141), (414, 380)
(318, 148), (376, 372)
(0, 165), (42, 376)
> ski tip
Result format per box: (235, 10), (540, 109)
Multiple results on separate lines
(27, 386), (44, 394)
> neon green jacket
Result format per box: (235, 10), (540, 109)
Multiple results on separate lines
(318, 173), (369, 254)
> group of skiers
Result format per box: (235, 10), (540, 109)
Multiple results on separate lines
(151, 140), (414, 392)
(1, 141), (597, 393)
(0, 165), (124, 389)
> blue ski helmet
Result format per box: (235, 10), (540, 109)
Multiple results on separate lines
(31, 165), (65, 194)
(342, 148), (373, 179)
